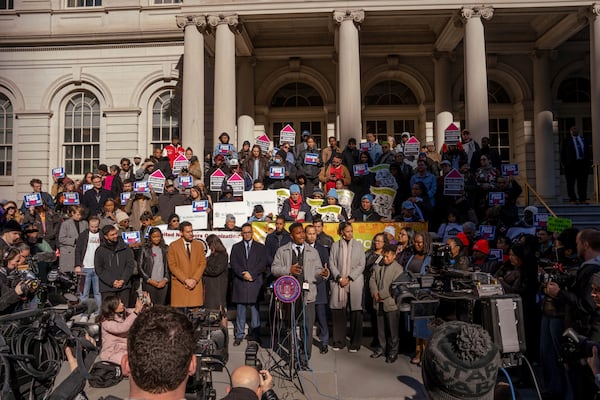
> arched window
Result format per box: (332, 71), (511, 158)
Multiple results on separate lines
(0, 94), (13, 176)
(152, 89), (180, 149)
(271, 83), (323, 107)
(364, 80), (417, 105)
(458, 80), (511, 103)
(488, 80), (512, 104)
(64, 91), (100, 175)
(557, 77), (590, 103)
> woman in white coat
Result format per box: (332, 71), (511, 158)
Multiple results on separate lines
(329, 222), (366, 352)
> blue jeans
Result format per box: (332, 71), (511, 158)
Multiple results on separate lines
(80, 268), (101, 314)
(236, 303), (260, 340)
(540, 315), (569, 398)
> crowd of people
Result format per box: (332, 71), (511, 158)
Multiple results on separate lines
(0, 128), (599, 400)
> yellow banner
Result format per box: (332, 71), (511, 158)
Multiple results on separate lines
(251, 221), (428, 251)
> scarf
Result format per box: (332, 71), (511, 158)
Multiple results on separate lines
(336, 238), (353, 307)
(288, 195), (303, 221)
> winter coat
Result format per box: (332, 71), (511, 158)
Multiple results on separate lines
(203, 251), (229, 310)
(242, 156), (269, 183)
(296, 147), (322, 180)
(157, 190), (187, 223)
(100, 310), (137, 365)
(58, 218), (88, 272)
(94, 237), (136, 294)
(329, 239), (365, 310)
(271, 242), (324, 304)
(230, 240), (267, 304)
(370, 260), (404, 312)
(167, 238), (206, 307)
(81, 188), (114, 218)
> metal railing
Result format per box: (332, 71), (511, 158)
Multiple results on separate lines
(594, 163), (600, 204)
(521, 178), (557, 218)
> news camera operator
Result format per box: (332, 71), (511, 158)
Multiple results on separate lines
(546, 228), (600, 399)
(539, 227), (580, 400)
(0, 248), (33, 314)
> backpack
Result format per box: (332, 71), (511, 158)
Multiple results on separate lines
(88, 361), (124, 388)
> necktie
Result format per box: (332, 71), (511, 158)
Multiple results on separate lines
(576, 137), (584, 160)
(245, 241), (251, 259)
(296, 246), (302, 262)
(186, 242), (191, 258)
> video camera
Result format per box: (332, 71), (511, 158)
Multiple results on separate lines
(539, 259), (576, 289)
(561, 328), (599, 363)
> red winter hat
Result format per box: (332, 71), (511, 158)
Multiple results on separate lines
(472, 239), (490, 255)
(456, 232), (469, 247)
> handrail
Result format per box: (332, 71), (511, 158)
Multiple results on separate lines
(594, 163), (600, 204)
(521, 178), (557, 218)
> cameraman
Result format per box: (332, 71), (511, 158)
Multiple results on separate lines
(221, 366), (278, 400)
(0, 248), (33, 314)
(546, 228), (600, 399)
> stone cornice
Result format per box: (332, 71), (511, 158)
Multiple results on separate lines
(333, 10), (365, 26)
(14, 110), (53, 119)
(461, 5), (494, 21)
(102, 108), (142, 116)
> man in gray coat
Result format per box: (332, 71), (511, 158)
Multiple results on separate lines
(369, 244), (404, 363)
(272, 222), (328, 368)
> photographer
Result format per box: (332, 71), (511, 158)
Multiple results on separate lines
(99, 291), (151, 369)
(546, 228), (600, 399)
(0, 249), (30, 314)
(221, 366), (278, 400)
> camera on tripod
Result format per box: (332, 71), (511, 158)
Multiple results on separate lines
(539, 259), (576, 289)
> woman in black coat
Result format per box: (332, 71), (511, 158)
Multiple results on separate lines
(138, 227), (169, 305)
(203, 234), (229, 314)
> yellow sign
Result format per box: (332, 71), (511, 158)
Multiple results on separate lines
(251, 221), (428, 251)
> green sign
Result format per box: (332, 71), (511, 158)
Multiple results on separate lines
(547, 216), (572, 233)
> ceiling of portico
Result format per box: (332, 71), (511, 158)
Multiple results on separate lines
(236, 7), (590, 59)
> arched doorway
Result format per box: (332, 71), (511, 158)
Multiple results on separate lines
(362, 80), (418, 144)
(268, 82), (326, 148)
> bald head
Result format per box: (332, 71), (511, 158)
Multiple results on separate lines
(231, 366), (261, 391)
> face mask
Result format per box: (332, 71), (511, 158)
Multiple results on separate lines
(274, 159), (282, 164)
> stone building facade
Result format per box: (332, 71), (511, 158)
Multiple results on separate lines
(0, 0), (598, 202)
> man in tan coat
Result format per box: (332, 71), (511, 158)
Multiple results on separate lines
(168, 221), (206, 308)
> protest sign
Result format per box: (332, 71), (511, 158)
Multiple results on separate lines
(227, 173), (245, 197)
(63, 192), (79, 205)
(52, 167), (65, 179)
(120, 192), (132, 206)
(213, 201), (248, 228)
(255, 134), (271, 154)
(172, 154), (189, 176)
(316, 205), (343, 222)
(547, 216), (572, 233)
(24, 193), (42, 207)
(444, 123), (461, 145)
(534, 213), (549, 228)
(501, 164), (519, 176)
(178, 176), (193, 189)
(243, 190), (278, 219)
(148, 170), (166, 194)
(479, 225), (496, 240)
(192, 200), (209, 212)
(304, 153), (319, 166)
(83, 184), (93, 193)
(279, 124), (296, 146)
(175, 205), (208, 230)
(269, 166), (285, 180)
(209, 169), (226, 192)
(122, 231), (141, 244)
(134, 181), (150, 193)
(353, 163), (369, 176)
(488, 192), (505, 206)
(370, 186), (396, 220)
(359, 142), (371, 153)
(443, 169), (464, 196)
(403, 136), (420, 157)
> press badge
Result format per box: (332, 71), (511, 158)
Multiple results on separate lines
(302, 282), (310, 291)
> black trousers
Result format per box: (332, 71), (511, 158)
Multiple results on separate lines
(331, 308), (363, 349)
(565, 160), (589, 201)
(376, 306), (400, 357)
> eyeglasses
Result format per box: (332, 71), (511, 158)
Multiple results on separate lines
(5, 206), (16, 211)
(171, 219), (179, 222)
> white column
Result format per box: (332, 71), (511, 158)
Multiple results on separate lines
(177, 15), (206, 166)
(532, 50), (556, 198)
(209, 14), (238, 147)
(334, 10), (364, 146)
(237, 57), (256, 147)
(461, 6), (493, 143)
(434, 51), (454, 149)
(591, 4), (600, 169)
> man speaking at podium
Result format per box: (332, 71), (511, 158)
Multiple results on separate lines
(272, 222), (329, 369)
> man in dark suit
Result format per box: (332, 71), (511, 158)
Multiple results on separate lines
(560, 126), (590, 203)
(81, 174), (113, 217)
(230, 223), (268, 346)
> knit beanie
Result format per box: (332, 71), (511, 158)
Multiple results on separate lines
(422, 321), (500, 400)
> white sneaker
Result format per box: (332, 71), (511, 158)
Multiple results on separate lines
(79, 315), (89, 323)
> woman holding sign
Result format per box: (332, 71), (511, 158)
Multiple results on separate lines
(213, 132), (238, 164)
